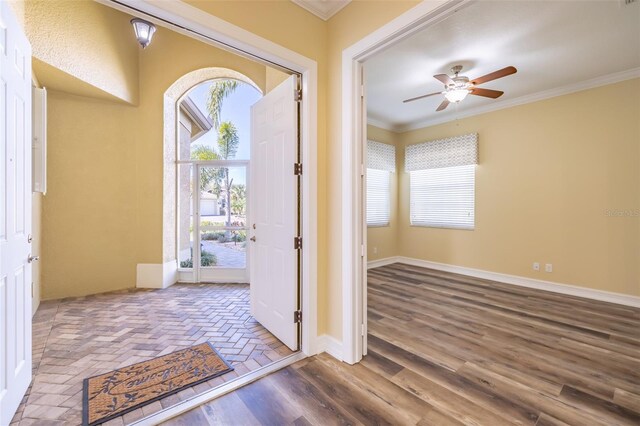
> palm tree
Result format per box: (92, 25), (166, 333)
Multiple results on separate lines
(191, 145), (220, 192)
(217, 122), (240, 228)
(231, 184), (246, 216)
(207, 80), (239, 130)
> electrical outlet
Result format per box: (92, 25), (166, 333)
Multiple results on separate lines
(373, 246), (378, 255)
(545, 263), (553, 273)
(533, 262), (540, 271)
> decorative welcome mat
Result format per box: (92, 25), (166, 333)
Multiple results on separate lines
(83, 342), (233, 425)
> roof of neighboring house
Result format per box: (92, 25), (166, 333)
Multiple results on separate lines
(180, 96), (213, 142)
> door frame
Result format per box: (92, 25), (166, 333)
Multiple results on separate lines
(99, 0), (319, 356)
(340, 0), (470, 364)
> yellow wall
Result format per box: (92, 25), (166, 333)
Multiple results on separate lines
(38, 16), (272, 299)
(23, 0), (139, 104)
(325, 1), (420, 337)
(366, 125), (400, 261)
(42, 91), (139, 298)
(397, 79), (640, 296)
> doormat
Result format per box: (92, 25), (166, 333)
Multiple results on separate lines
(83, 342), (233, 425)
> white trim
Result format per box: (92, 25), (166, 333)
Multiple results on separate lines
(136, 260), (178, 289)
(290, 0), (351, 21)
(377, 256), (640, 309)
(129, 351), (307, 426)
(102, 0), (318, 358)
(393, 67), (640, 132)
(366, 117), (395, 132)
(317, 334), (344, 360)
(341, 0), (468, 365)
(180, 95), (213, 135)
(177, 270), (248, 284)
(367, 256), (400, 270)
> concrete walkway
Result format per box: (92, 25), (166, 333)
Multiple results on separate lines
(202, 240), (246, 268)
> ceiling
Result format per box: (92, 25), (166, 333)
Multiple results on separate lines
(365, 0), (640, 132)
(291, 0), (351, 20)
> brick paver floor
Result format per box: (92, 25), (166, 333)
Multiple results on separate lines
(10, 283), (293, 425)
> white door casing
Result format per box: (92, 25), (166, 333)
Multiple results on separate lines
(0, 2), (33, 425)
(249, 75), (299, 351)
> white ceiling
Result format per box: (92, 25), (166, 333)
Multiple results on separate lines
(291, 0), (351, 20)
(365, 0), (640, 132)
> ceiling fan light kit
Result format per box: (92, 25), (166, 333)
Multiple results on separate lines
(404, 65), (517, 112)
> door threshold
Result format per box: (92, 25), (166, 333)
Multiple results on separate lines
(130, 351), (307, 425)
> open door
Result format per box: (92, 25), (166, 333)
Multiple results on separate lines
(249, 75), (299, 351)
(0, 2), (33, 424)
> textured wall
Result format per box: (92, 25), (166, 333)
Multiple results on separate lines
(24, 0), (139, 104)
(40, 25), (269, 299)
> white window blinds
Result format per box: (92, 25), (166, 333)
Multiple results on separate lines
(406, 134), (477, 230)
(367, 140), (395, 227)
(367, 169), (390, 226)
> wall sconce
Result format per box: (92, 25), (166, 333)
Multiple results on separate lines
(130, 18), (156, 49)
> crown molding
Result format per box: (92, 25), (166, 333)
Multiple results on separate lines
(291, 0), (351, 21)
(390, 67), (640, 133)
(366, 117), (396, 132)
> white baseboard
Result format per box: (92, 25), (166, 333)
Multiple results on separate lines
(390, 256), (640, 308)
(136, 261), (178, 289)
(367, 256), (400, 270)
(317, 334), (343, 361)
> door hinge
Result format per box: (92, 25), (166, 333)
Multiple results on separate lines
(294, 162), (302, 175)
(294, 89), (302, 102)
(361, 323), (366, 336)
(294, 310), (302, 323)
(361, 244), (365, 257)
(294, 236), (303, 250)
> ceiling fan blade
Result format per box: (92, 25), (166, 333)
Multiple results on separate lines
(436, 99), (450, 112)
(434, 74), (455, 86)
(470, 88), (504, 99)
(403, 92), (441, 103)
(470, 66), (517, 85)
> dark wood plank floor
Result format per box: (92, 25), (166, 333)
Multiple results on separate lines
(164, 264), (640, 425)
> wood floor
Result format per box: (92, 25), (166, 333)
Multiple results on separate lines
(166, 264), (640, 426)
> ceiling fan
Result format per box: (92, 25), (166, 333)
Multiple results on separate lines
(403, 65), (517, 112)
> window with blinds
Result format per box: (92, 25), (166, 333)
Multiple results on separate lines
(409, 165), (475, 229)
(406, 134), (478, 230)
(367, 169), (390, 226)
(367, 140), (395, 227)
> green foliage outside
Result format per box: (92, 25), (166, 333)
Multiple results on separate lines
(180, 247), (217, 268)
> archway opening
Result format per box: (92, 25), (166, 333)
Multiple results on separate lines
(175, 76), (262, 282)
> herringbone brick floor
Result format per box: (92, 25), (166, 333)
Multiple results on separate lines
(10, 283), (293, 425)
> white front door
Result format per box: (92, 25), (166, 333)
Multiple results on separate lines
(0, 2), (33, 425)
(249, 75), (299, 351)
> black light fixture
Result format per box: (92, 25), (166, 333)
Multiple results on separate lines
(130, 18), (156, 49)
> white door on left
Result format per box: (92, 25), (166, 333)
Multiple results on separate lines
(0, 3), (33, 425)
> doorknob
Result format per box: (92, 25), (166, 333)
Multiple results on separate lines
(28, 255), (39, 263)
(250, 236), (256, 242)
